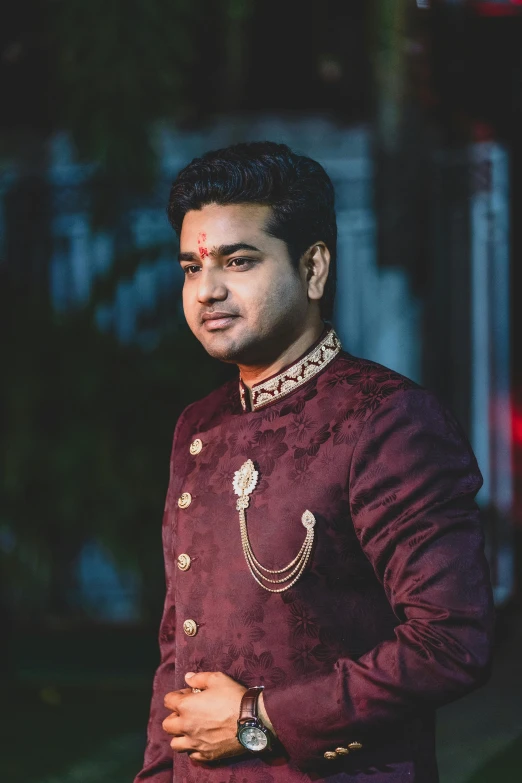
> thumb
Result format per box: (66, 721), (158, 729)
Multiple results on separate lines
(185, 670), (211, 689)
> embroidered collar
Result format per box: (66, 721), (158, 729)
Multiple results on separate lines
(239, 328), (342, 412)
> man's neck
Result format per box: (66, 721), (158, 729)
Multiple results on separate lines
(238, 322), (325, 391)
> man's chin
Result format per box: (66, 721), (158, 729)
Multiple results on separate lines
(198, 334), (239, 362)
(198, 329), (253, 364)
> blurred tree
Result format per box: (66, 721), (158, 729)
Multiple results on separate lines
(49, 0), (199, 188)
(219, 0), (254, 111)
(1, 0), (252, 185)
(0, 1), (372, 179)
(0, 269), (231, 622)
(370, 0), (433, 287)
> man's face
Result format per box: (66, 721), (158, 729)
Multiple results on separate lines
(179, 203), (311, 364)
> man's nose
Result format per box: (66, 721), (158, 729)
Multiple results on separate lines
(196, 267), (227, 304)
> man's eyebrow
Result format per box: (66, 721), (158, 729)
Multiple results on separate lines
(178, 251), (199, 263)
(178, 242), (261, 263)
(215, 243), (261, 256)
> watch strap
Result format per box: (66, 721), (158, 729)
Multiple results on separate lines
(238, 686), (263, 724)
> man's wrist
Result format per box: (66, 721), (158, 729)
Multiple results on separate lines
(258, 691), (276, 737)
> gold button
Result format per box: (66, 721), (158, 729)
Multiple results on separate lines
(335, 747), (350, 756)
(183, 619), (198, 637)
(189, 438), (203, 456)
(348, 742), (363, 751)
(177, 553), (191, 571)
(324, 751), (338, 761)
(178, 492), (192, 509)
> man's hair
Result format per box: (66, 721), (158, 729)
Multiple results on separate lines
(167, 141), (337, 320)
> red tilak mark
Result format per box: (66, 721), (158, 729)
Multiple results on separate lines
(199, 247), (209, 259)
(197, 232), (207, 244)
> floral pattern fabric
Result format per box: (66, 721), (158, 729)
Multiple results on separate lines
(135, 346), (494, 783)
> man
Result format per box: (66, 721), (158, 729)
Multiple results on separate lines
(135, 142), (494, 782)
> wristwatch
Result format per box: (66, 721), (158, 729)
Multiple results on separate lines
(237, 686), (273, 753)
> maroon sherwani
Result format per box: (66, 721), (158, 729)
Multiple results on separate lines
(135, 328), (494, 783)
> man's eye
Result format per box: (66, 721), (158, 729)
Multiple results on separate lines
(228, 257), (254, 268)
(183, 265), (201, 276)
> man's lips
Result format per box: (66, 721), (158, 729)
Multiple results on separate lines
(201, 312), (239, 330)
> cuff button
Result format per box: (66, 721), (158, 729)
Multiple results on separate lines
(335, 747), (350, 756)
(324, 751), (338, 761)
(348, 742), (363, 751)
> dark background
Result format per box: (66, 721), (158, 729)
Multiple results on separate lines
(1, 2), (522, 781)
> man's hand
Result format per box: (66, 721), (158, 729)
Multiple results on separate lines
(162, 671), (247, 763)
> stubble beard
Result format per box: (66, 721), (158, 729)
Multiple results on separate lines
(196, 306), (307, 367)
(198, 326), (268, 365)
(189, 277), (309, 366)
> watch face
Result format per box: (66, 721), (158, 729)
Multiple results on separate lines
(239, 725), (268, 752)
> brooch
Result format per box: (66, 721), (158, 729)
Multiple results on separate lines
(233, 459), (315, 593)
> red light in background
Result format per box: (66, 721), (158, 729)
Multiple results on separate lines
(472, 1), (522, 15)
(513, 409), (522, 445)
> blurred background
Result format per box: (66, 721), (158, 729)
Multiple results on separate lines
(1, 1), (522, 781)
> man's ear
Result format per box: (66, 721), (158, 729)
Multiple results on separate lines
(301, 242), (330, 303)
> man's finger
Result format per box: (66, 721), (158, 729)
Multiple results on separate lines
(184, 670), (215, 690)
(164, 688), (191, 711)
(187, 751), (208, 762)
(169, 736), (197, 753)
(162, 712), (184, 736)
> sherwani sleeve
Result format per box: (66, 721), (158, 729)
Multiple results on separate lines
(263, 388), (495, 770)
(134, 414), (186, 782)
